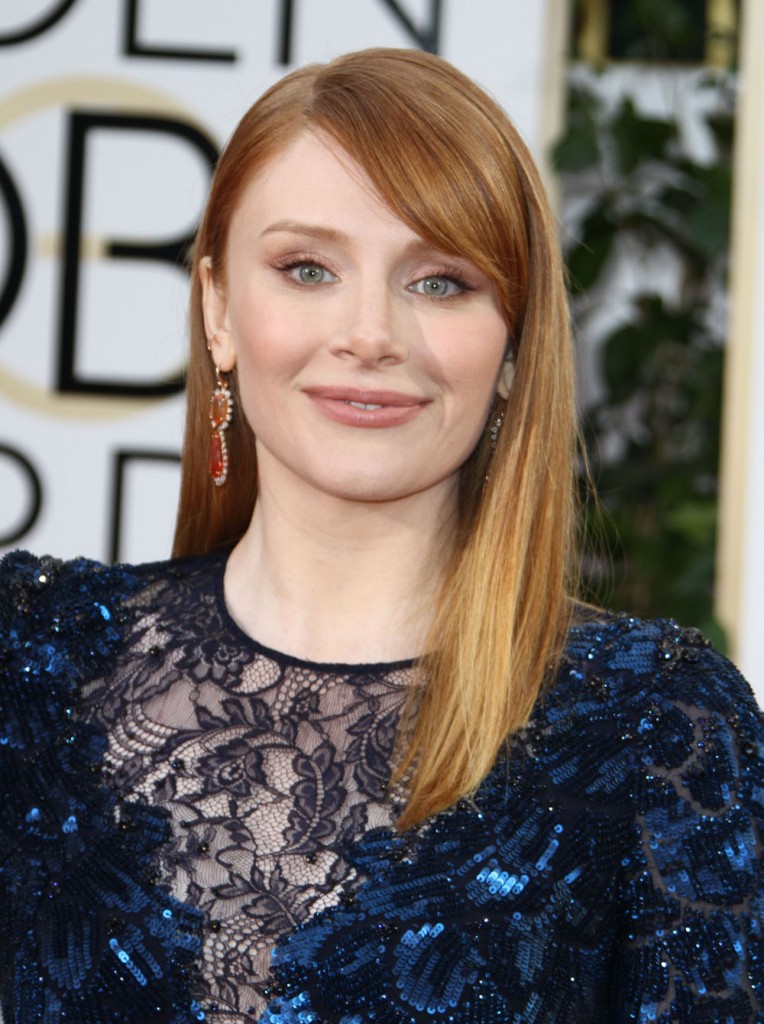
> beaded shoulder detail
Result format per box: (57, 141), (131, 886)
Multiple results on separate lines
(0, 552), (204, 1024)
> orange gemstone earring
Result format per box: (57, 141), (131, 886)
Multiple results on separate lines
(209, 365), (233, 486)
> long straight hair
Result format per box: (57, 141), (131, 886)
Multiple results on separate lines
(173, 48), (578, 829)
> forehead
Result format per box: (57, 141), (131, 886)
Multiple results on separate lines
(230, 131), (408, 238)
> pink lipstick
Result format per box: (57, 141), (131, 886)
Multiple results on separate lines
(304, 386), (428, 428)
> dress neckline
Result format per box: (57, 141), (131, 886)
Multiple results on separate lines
(206, 547), (418, 674)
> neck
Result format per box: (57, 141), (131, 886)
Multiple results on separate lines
(224, 468), (457, 664)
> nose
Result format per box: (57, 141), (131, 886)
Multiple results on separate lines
(330, 278), (408, 367)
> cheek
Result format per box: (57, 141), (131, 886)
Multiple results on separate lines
(435, 317), (507, 410)
(229, 294), (306, 381)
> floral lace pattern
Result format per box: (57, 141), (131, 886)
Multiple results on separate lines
(77, 554), (413, 1021)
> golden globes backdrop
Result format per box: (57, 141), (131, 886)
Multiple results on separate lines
(0, 0), (564, 564)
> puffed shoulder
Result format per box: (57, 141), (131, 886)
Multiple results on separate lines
(563, 611), (757, 708)
(567, 614), (761, 767)
(0, 548), (128, 646)
(526, 614), (764, 827)
(0, 548), (201, 664)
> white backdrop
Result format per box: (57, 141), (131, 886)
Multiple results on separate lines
(0, 0), (564, 564)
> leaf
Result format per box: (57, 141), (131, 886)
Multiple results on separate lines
(680, 167), (731, 260)
(655, 184), (698, 217)
(706, 111), (734, 153)
(566, 206), (617, 291)
(552, 120), (600, 173)
(601, 323), (656, 402)
(664, 500), (717, 545)
(611, 99), (676, 175)
(552, 83), (603, 173)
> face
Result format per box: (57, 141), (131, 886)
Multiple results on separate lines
(201, 131), (508, 511)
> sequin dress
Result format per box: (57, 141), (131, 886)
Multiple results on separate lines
(1, 549), (762, 1024)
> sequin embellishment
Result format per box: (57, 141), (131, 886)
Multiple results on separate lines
(1, 551), (763, 1023)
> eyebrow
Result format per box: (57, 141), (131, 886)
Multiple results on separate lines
(259, 220), (463, 261)
(260, 220), (349, 242)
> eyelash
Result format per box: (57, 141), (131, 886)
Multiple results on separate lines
(272, 253), (336, 282)
(271, 254), (475, 297)
(411, 267), (475, 298)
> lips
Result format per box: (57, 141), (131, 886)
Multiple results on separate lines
(303, 386), (429, 428)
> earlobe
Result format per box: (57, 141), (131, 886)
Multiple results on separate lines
(496, 358), (515, 401)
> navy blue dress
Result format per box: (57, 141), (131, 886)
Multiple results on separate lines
(1, 550), (762, 1023)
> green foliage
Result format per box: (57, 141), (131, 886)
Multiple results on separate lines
(554, 73), (734, 642)
(608, 0), (707, 62)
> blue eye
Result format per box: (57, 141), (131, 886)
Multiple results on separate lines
(288, 262), (336, 285)
(410, 275), (464, 298)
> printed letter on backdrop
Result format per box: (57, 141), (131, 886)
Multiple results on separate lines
(0, 0), (80, 47)
(57, 110), (218, 396)
(0, 152), (27, 327)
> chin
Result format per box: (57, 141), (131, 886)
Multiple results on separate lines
(316, 469), (453, 507)
(326, 480), (419, 504)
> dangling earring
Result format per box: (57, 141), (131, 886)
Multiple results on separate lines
(489, 410), (504, 451)
(209, 365), (233, 486)
(486, 350), (514, 484)
(487, 350), (514, 460)
(484, 407), (505, 485)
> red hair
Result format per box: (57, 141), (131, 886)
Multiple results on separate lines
(174, 49), (577, 827)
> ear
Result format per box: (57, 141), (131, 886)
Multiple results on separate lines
(199, 255), (236, 372)
(496, 357), (515, 401)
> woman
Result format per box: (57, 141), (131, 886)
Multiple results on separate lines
(1, 48), (762, 1024)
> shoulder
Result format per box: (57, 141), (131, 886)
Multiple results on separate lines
(544, 606), (753, 720)
(556, 611), (759, 730)
(0, 552), (155, 766)
(0, 550), (129, 664)
(0, 547), (224, 637)
(0, 550), (147, 665)
(517, 613), (764, 818)
(0, 550), (215, 715)
(1, 547), (139, 610)
(0, 547), (231, 697)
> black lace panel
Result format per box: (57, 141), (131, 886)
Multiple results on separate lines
(78, 556), (413, 1021)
